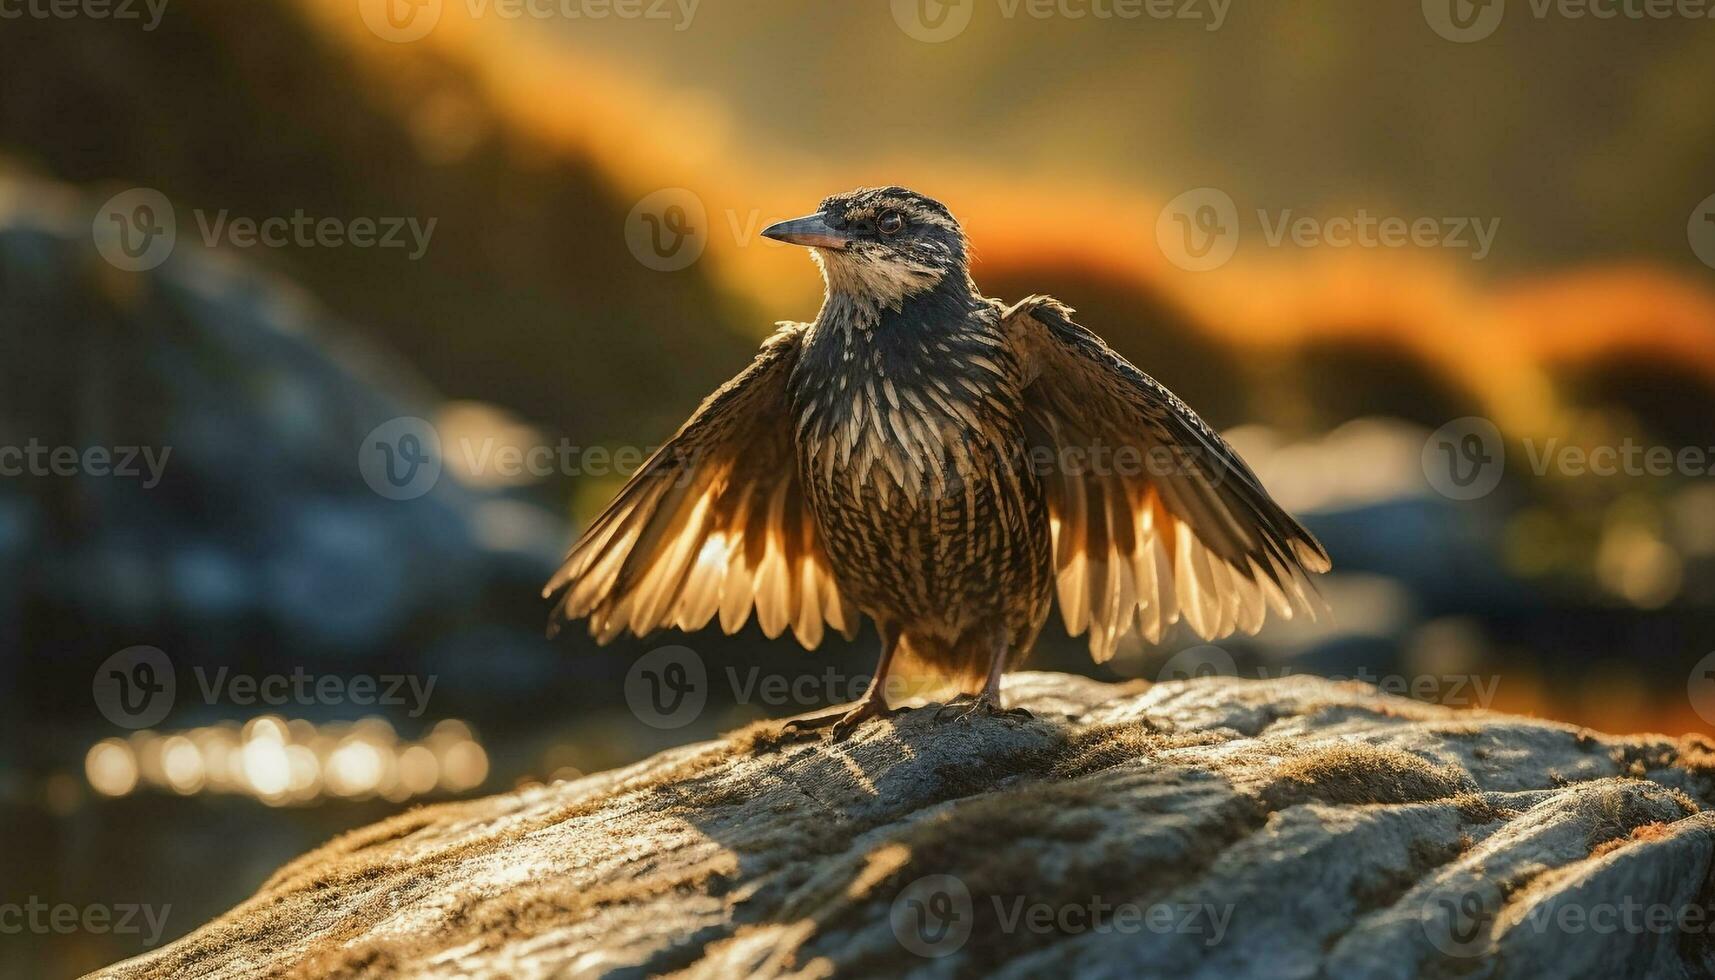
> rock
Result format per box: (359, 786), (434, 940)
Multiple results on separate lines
(94, 673), (1715, 979)
(0, 180), (566, 661)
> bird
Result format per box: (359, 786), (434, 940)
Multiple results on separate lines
(545, 187), (1330, 740)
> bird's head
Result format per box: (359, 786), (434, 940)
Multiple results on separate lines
(763, 187), (971, 310)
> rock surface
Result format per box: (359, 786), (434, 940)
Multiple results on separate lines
(97, 673), (1715, 979)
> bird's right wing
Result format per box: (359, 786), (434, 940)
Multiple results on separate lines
(1003, 296), (1330, 662)
(543, 323), (859, 649)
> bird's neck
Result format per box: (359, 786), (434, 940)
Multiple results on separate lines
(816, 268), (985, 340)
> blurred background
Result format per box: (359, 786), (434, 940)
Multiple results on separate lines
(4, 0), (1715, 974)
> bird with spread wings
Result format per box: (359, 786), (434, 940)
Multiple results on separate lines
(547, 187), (1328, 739)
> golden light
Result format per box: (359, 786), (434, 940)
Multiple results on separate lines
(84, 717), (488, 805)
(1597, 523), (1683, 610)
(160, 735), (206, 795)
(85, 739), (138, 797)
(439, 740), (489, 793)
(429, 719), (473, 742)
(242, 737), (292, 799)
(397, 745), (440, 796)
(435, 399), (546, 488)
(192, 725), (240, 792)
(244, 716), (289, 744)
(286, 744), (321, 797)
(129, 731), (164, 786)
(326, 739), (386, 797)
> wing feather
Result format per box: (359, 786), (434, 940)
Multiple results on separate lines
(1003, 296), (1331, 659)
(545, 323), (859, 648)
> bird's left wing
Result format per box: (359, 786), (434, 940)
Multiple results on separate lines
(1002, 296), (1331, 662)
(544, 323), (859, 649)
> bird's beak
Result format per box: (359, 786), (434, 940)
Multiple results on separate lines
(761, 214), (851, 250)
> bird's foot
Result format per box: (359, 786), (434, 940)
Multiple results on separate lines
(783, 698), (897, 742)
(932, 693), (1033, 724)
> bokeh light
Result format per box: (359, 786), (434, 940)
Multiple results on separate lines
(83, 717), (489, 805)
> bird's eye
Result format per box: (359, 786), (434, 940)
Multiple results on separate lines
(877, 210), (905, 236)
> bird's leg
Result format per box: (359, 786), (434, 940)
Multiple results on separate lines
(784, 624), (902, 741)
(935, 631), (1033, 723)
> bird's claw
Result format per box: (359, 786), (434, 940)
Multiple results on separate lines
(932, 694), (1031, 724)
(829, 714), (867, 743)
(931, 693), (977, 722)
(785, 700), (897, 743)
